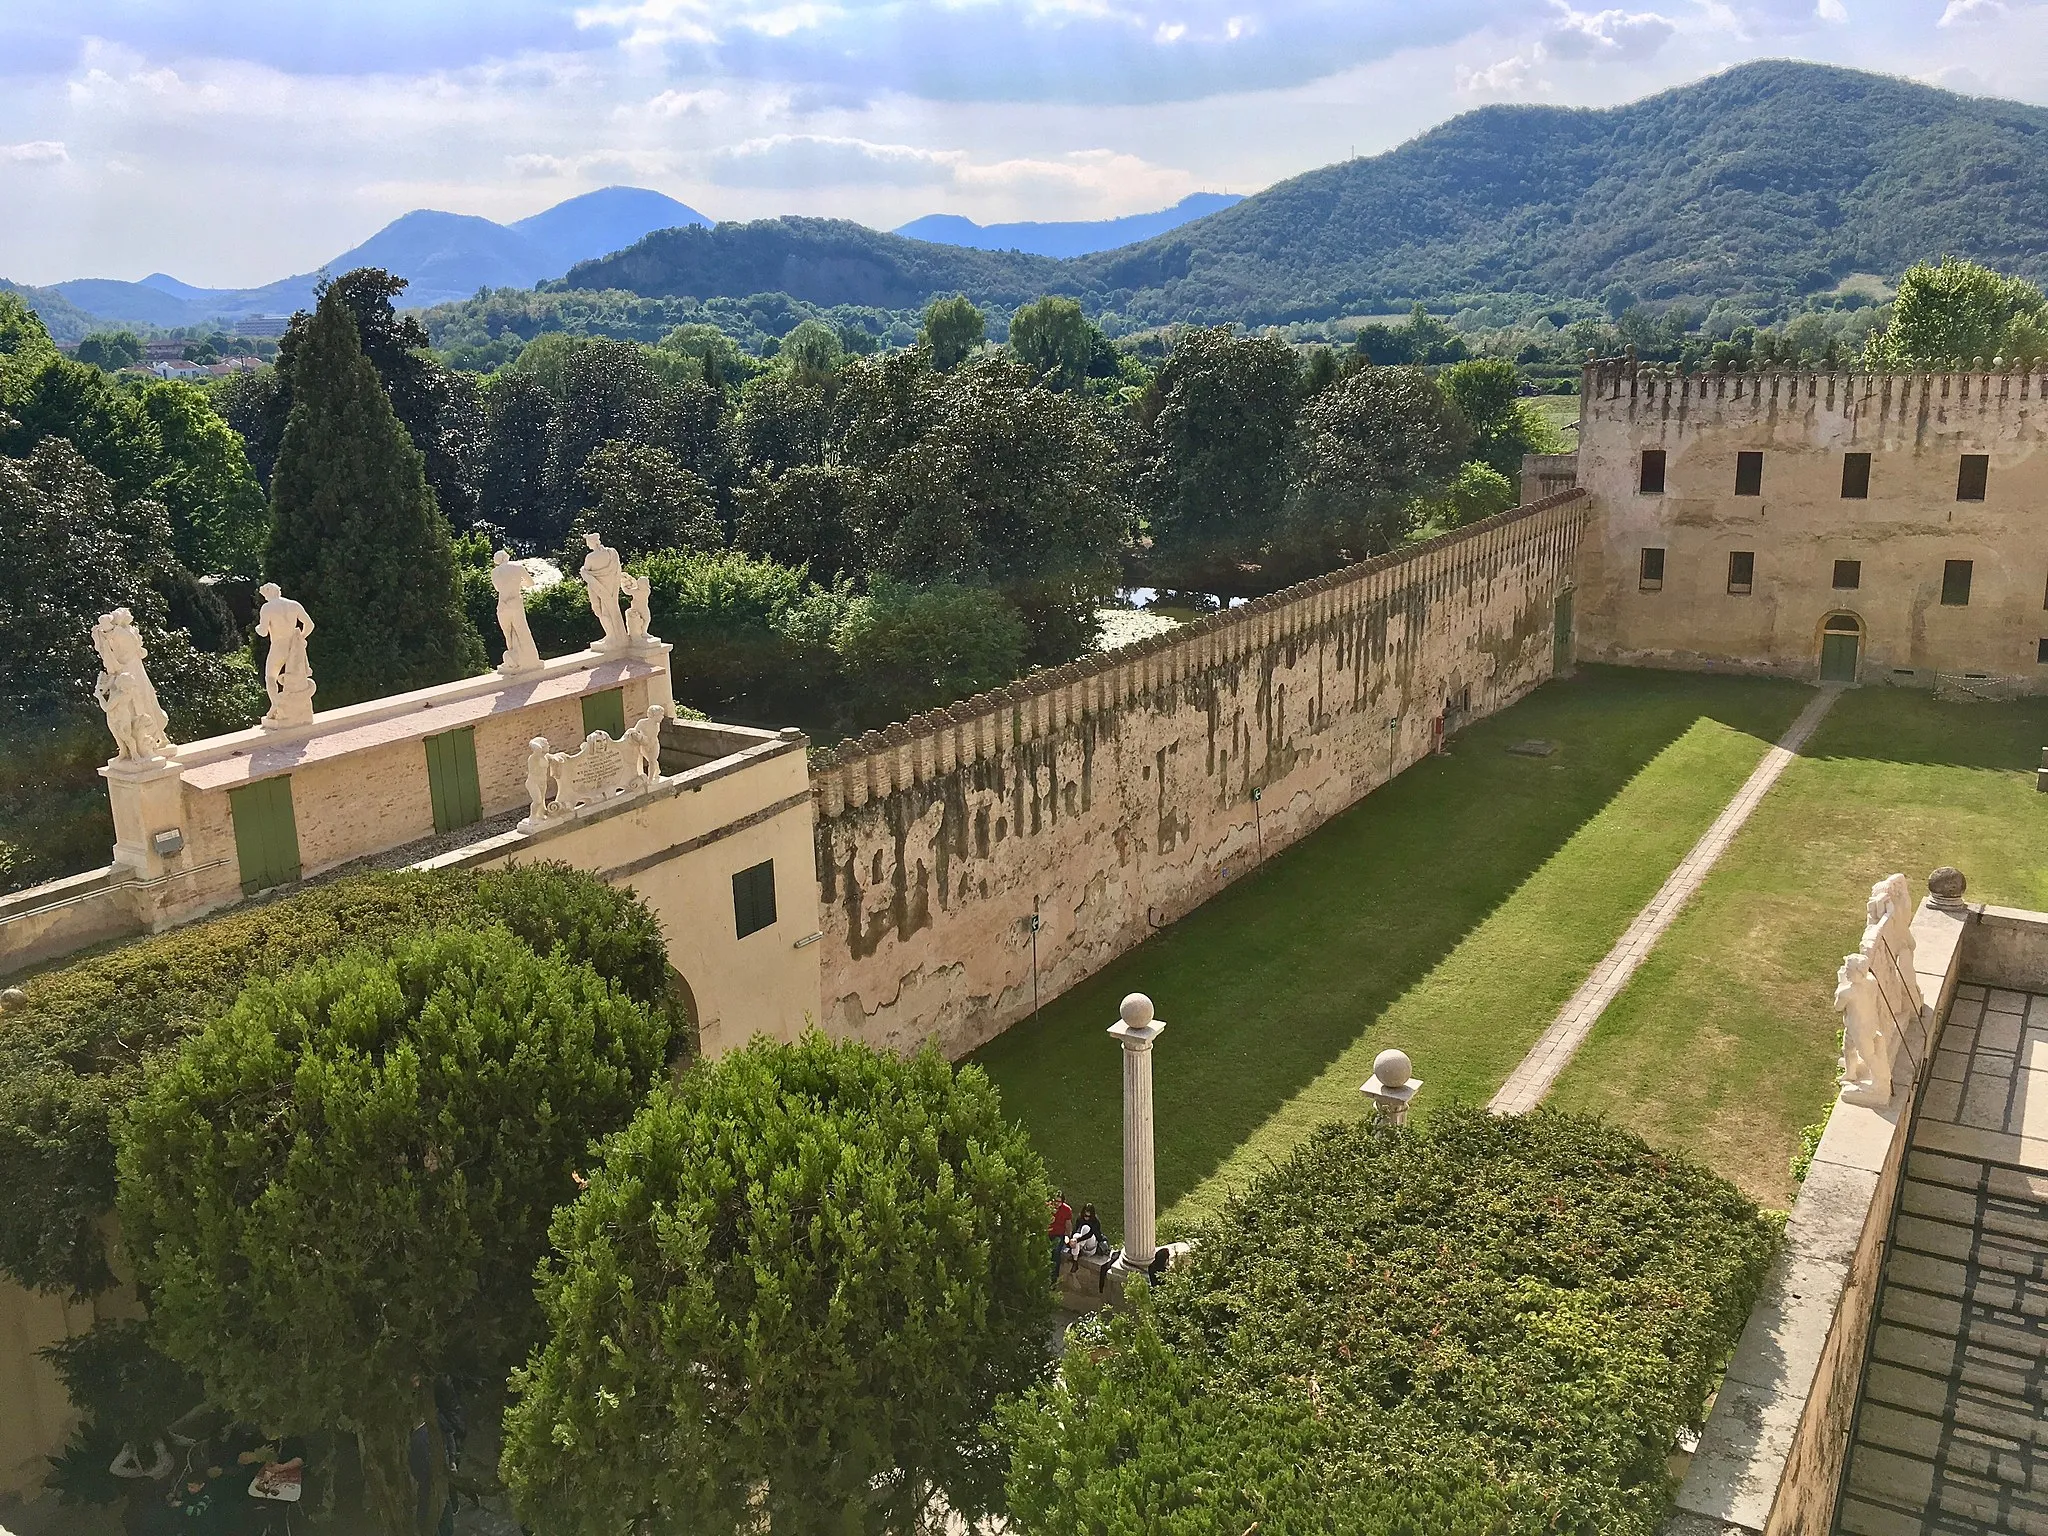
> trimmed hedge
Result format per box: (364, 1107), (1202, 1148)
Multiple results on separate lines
(1003, 1108), (1781, 1536)
(0, 864), (682, 1294)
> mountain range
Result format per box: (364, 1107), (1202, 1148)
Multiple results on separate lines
(892, 194), (1242, 258)
(559, 62), (2048, 328)
(13, 188), (1233, 340)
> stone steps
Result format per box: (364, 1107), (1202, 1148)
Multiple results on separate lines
(1835, 1146), (2048, 1536)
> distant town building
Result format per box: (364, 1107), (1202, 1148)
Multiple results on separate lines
(142, 339), (188, 363)
(149, 360), (205, 380)
(235, 315), (292, 338)
(207, 356), (263, 375)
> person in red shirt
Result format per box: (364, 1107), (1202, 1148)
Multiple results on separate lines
(1048, 1192), (1073, 1283)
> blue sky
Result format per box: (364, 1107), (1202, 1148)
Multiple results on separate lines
(3, 0), (2044, 286)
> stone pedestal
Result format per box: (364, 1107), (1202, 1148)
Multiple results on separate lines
(1108, 993), (1165, 1263)
(99, 757), (186, 880)
(1361, 1047), (1422, 1126)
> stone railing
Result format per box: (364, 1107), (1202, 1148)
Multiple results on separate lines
(1664, 873), (1966, 1536)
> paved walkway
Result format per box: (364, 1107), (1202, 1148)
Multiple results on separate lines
(1835, 985), (2048, 1536)
(1488, 684), (1843, 1114)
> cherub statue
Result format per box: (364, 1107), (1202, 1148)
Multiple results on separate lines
(523, 738), (555, 825)
(625, 704), (666, 783)
(1834, 952), (1893, 1104)
(623, 571), (654, 647)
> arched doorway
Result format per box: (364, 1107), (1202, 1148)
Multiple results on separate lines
(1819, 613), (1862, 683)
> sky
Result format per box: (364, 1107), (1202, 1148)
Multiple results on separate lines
(3, 0), (2047, 287)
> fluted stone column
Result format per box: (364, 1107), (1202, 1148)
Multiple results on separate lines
(1108, 992), (1165, 1263)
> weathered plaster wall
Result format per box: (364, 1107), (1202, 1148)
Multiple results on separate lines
(1576, 360), (2048, 686)
(808, 493), (1587, 1060)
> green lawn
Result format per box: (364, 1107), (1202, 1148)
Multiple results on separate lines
(972, 666), (1812, 1241)
(1548, 686), (2048, 1207)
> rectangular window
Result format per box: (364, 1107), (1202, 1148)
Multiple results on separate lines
(1832, 559), (1862, 591)
(1727, 551), (1755, 594)
(1841, 453), (1871, 499)
(228, 776), (301, 896)
(1638, 449), (1666, 495)
(2038, 639), (2048, 665)
(581, 686), (626, 739)
(1957, 454), (1989, 502)
(1941, 559), (1973, 607)
(423, 726), (483, 835)
(1734, 451), (1764, 497)
(1639, 547), (1665, 592)
(733, 859), (777, 939)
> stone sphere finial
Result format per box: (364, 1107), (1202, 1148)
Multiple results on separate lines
(1119, 993), (1156, 1029)
(1373, 1048), (1413, 1089)
(1927, 866), (1967, 906)
(0, 987), (27, 1014)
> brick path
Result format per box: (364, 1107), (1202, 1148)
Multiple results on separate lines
(1487, 684), (1842, 1115)
(1834, 985), (2048, 1535)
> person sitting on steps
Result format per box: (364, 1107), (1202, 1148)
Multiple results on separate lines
(1064, 1203), (1107, 1269)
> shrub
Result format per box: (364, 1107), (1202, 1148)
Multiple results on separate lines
(117, 925), (673, 1536)
(1003, 1109), (1781, 1536)
(502, 1032), (1053, 1536)
(831, 579), (1028, 727)
(0, 864), (679, 1295)
(39, 1319), (203, 1455)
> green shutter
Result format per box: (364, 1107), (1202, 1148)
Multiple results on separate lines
(1551, 590), (1574, 675)
(424, 726), (483, 834)
(229, 776), (301, 895)
(582, 687), (626, 739)
(733, 860), (777, 939)
(1820, 632), (1860, 683)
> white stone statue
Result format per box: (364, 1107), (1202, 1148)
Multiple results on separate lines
(492, 550), (542, 674)
(90, 607), (173, 763)
(1866, 873), (1917, 974)
(524, 737), (554, 824)
(256, 583), (317, 729)
(581, 533), (627, 652)
(623, 571), (653, 647)
(625, 704), (666, 782)
(1834, 952), (1893, 1103)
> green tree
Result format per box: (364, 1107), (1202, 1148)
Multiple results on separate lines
(74, 332), (142, 371)
(920, 294), (986, 372)
(1283, 366), (1470, 566)
(1140, 327), (1301, 583)
(778, 318), (844, 385)
(1008, 295), (1097, 391)
(266, 288), (484, 706)
(1, 354), (165, 505)
(574, 440), (722, 559)
(500, 1032), (1052, 1536)
(1438, 357), (1550, 481)
(637, 548), (829, 721)
(540, 340), (670, 543)
(656, 323), (753, 391)
(732, 461), (865, 581)
(476, 371), (557, 544)
(734, 372), (830, 476)
(1414, 461), (1518, 534)
(0, 290), (60, 376)
(833, 580), (1029, 725)
(117, 926), (673, 1536)
(208, 366), (289, 487)
(1865, 257), (2048, 368)
(139, 380), (269, 576)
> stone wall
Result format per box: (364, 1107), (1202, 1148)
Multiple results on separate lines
(1575, 358), (2048, 688)
(807, 491), (1587, 1059)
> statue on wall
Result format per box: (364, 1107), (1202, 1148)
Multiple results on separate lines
(1866, 873), (1917, 974)
(581, 533), (627, 652)
(91, 608), (173, 763)
(524, 737), (555, 825)
(625, 704), (666, 782)
(492, 550), (543, 674)
(256, 583), (317, 729)
(1834, 952), (1893, 1104)
(623, 571), (654, 647)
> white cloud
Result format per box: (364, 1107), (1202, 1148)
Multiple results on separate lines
(1543, 2), (1679, 61)
(708, 134), (958, 187)
(1815, 0), (1848, 21)
(1458, 55), (1539, 97)
(1938, 0), (2005, 24)
(1, 139), (67, 163)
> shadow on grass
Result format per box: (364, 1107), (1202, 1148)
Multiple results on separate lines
(969, 664), (1814, 1234)
(1799, 685), (2048, 772)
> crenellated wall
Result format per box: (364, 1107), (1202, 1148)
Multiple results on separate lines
(806, 491), (1588, 1059)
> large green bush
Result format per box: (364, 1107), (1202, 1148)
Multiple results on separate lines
(502, 1032), (1053, 1536)
(117, 925), (673, 1536)
(0, 864), (681, 1295)
(1003, 1109), (1780, 1536)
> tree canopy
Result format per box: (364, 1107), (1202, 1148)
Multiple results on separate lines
(116, 924), (674, 1536)
(501, 1031), (1052, 1536)
(1864, 256), (2048, 368)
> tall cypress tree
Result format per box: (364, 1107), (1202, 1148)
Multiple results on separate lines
(265, 289), (483, 707)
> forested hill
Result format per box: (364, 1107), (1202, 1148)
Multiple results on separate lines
(560, 62), (2048, 325)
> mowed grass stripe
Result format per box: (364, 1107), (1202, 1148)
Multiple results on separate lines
(970, 666), (1812, 1242)
(1548, 687), (2048, 1208)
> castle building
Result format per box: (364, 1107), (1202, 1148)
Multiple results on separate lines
(1571, 357), (2048, 691)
